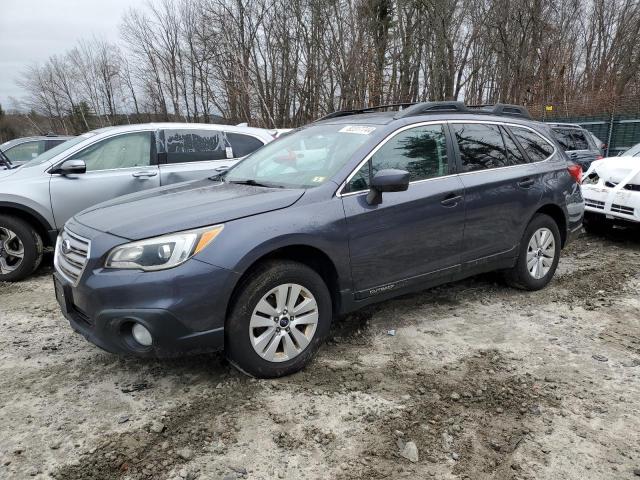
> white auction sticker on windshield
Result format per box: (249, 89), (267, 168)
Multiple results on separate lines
(339, 125), (377, 135)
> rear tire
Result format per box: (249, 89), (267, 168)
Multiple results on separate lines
(505, 214), (561, 291)
(225, 260), (332, 378)
(0, 215), (43, 282)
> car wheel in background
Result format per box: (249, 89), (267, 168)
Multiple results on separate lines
(505, 213), (561, 291)
(225, 260), (332, 378)
(0, 215), (43, 282)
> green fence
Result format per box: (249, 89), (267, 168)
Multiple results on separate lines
(542, 115), (640, 156)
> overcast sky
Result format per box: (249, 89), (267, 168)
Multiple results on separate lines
(0, 0), (139, 109)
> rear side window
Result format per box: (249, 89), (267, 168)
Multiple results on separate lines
(347, 124), (449, 192)
(509, 127), (554, 162)
(571, 131), (590, 150)
(552, 128), (577, 151)
(226, 133), (264, 158)
(164, 129), (230, 164)
(452, 123), (509, 171)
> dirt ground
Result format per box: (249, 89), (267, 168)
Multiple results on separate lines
(1, 228), (639, 480)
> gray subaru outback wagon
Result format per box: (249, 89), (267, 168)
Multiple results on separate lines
(53, 103), (584, 378)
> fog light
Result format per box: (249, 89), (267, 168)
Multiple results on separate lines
(131, 323), (152, 346)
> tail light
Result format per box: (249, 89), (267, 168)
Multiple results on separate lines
(568, 164), (582, 183)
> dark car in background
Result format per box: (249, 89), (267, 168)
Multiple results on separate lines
(0, 134), (73, 166)
(53, 102), (584, 378)
(548, 123), (603, 171)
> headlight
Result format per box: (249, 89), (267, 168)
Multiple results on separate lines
(105, 225), (224, 271)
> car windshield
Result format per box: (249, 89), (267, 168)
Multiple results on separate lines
(224, 124), (376, 188)
(22, 133), (96, 167)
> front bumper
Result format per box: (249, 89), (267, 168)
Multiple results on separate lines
(54, 236), (240, 357)
(582, 186), (639, 223)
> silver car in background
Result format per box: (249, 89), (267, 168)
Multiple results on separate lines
(0, 123), (273, 281)
(0, 134), (73, 166)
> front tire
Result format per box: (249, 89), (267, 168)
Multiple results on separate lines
(505, 214), (561, 291)
(225, 260), (332, 378)
(0, 215), (43, 282)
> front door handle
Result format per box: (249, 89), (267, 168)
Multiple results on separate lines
(132, 171), (158, 178)
(441, 193), (463, 207)
(214, 166), (230, 172)
(517, 178), (535, 189)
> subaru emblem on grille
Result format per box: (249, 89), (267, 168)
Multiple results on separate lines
(61, 239), (72, 255)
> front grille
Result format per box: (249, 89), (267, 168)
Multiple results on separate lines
(54, 229), (90, 286)
(585, 199), (605, 209)
(611, 204), (634, 215)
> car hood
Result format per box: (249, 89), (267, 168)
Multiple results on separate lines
(74, 179), (305, 240)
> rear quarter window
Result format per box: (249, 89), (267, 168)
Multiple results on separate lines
(509, 127), (554, 163)
(226, 132), (265, 158)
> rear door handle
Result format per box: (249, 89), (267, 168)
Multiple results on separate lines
(132, 171), (158, 178)
(517, 178), (535, 188)
(441, 193), (463, 207)
(214, 166), (230, 172)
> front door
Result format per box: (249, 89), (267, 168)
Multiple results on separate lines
(341, 123), (465, 296)
(50, 131), (159, 228)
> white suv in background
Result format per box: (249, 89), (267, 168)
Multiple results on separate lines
(0, 123), (273, 281)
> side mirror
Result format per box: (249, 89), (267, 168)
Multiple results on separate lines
(52, 159), (86, 175)
(366, 169), (410, 205)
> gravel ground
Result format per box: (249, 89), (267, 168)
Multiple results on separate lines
(1, 228), (639, 480)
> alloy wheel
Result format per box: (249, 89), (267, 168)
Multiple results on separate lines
(249, 283), (319, 363)
(526, 227), (555, 280)
(0, 227), (24, 275)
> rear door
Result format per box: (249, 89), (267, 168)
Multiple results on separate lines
(158, 129), (265, 185)
(341, 122), (465, 295)
(49, 131), (159, 228)
(451, 122), (544, 265)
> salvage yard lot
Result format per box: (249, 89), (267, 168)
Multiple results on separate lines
(1, 230), (639, 480)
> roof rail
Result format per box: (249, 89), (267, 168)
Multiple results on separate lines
(466, 103), (531, 119)
(317, 101), (532, 122)
(393, 101), (470, 118)
(316, 103), (415, 122)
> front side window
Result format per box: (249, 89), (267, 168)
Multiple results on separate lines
(453, 123), (509, 171)
(227, 132), (264, 158)
(164, 129), (229, 163)
(5, 140), (45, 162)
(69, 132), (151, 172)
(510, 127), (554, 162)
(347, 124), (449, 192)
(225, 124), (374, 188)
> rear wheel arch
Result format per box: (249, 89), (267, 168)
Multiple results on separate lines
(533, 204), (567, 247)
(0, 202), (54, 247)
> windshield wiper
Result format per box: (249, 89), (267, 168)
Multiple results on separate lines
(228, 179), (278, 188)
